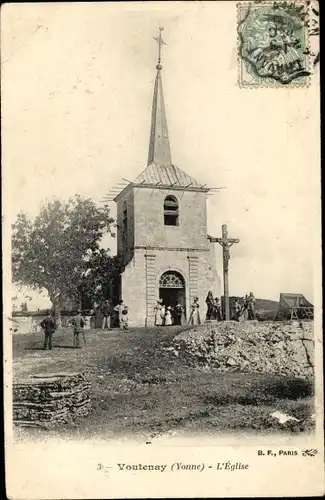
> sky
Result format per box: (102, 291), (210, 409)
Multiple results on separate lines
(2, 2), (320, 310)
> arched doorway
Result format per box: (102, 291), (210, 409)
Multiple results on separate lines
(159, 271), (186, 315)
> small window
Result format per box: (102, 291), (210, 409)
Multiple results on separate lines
(164, 195), (179, 226)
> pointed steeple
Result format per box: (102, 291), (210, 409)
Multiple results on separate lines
(113, 28), (209, 197)
(147, 27), (172, 167)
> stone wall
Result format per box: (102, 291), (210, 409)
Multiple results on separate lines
(172, 321), (314, 378)
(132, 187), (208, 250)
(11, 314), (93, 334)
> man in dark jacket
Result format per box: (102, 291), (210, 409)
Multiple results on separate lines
(40, 310), (57, 350)
(101, 299), (112, 330)
(72, 310), (85, 348)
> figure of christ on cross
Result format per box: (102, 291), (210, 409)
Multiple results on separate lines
(208, 225), (240, 321)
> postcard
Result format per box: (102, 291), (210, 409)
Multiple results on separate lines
(2, 1), (323, 498)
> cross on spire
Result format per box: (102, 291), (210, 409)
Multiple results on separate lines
(153, 26), (167, 69)
(147, 28), (171, 166)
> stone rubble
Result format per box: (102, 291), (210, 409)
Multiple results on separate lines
(171, 321), (314, 378)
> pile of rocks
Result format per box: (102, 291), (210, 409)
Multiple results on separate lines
(171, 321), (314, 378)
(13, 372), (92, 428)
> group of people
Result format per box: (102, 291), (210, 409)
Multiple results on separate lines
(205, 292), (223, 321)
(100, 299), (128, 331)
(40, 299), (130, 350)
(154, 296), (203, 327)
(233, 292), (256, 321)
(39, 292), (257, 349)
(154, 300), (186, 326)
(40, 309), (90, 350)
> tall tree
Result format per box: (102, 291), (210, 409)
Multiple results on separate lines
(12, 195), (119, 319)
(80, 250), (124, 305)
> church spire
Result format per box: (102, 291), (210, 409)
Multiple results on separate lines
(147, 27), (172, 167)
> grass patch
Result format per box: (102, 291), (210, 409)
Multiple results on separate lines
(13, 327), (315, 439)
(204, 375), (314, 406)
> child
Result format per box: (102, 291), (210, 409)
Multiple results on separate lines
(120, 306), (128, 330)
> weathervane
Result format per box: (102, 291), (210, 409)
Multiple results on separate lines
(153, 26), (167, 70)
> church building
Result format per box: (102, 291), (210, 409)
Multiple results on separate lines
(113, 29), (220, 326)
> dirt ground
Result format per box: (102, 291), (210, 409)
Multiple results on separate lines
(12, 326), (315, 442)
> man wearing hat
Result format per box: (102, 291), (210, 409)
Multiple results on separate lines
(71, 310), (86, 348)
(40, 310), (57, 350)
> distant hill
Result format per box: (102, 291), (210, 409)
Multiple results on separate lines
(254, 298), (279, 320)
(222, 296), (279, 321)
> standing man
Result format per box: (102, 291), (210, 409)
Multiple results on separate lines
(101, 299), (112, 330)
(40, 310), (57, 350)
(247, 292), (256, 320)
(72, 310), (85, 348)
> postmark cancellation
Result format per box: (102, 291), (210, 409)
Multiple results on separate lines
(237, 1), (311, 87)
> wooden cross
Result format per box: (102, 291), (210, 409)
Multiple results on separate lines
(208, 225), (240, 321)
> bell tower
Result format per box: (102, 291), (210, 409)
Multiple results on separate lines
(112, 28), (220, 326)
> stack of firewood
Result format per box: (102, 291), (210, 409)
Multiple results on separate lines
(13, 372), (91, 428)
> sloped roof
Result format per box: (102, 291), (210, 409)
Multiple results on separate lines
(278, 293), (313, 308)
(133, 162), (203, 188)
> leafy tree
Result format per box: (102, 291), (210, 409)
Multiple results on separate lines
(12, 195), (121, 319)
(80, 250), (124, 306)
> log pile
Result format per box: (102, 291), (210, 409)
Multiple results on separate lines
(13, 372), (92, 428)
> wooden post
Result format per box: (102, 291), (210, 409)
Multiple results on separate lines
(222, 225), (230, 321)
(208, 225), (240, 321)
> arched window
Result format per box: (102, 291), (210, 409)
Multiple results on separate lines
(164, 195), (179, 226)
(159, 271), (184, 288)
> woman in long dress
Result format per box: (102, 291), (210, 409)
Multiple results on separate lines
(214, 297), (223, 321)
(164, 306), (173, 326)
(188, 297), (201, 326)
(239, 295), (249, 322)
(160, 304), (166, 326)
(205, 291), (216, 320)
(154, 300), (163, 326)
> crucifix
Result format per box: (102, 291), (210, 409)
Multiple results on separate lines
(209, 225), (240, 321)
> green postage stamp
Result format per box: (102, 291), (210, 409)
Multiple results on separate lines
(237, 1), (311, 87)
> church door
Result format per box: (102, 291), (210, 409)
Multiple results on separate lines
(159, 271), (186, 316)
